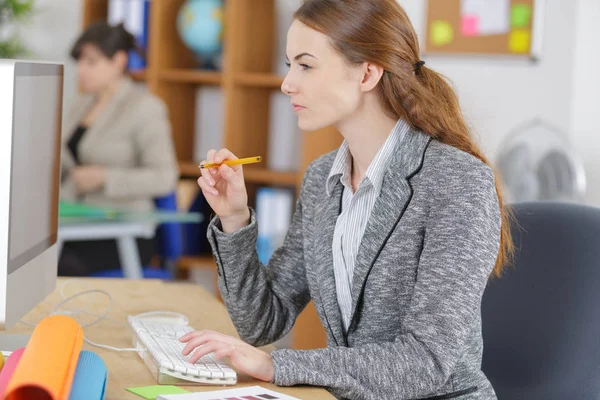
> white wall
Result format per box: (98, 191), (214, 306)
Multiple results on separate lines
(401, 0), (578, 162)
(18, 0), (80, 108)
(404, 1), (600, 205)
(571, 0), (600, 204)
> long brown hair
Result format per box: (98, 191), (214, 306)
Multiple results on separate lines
(295, 0), (513, 277)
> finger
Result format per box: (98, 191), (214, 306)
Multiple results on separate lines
(179, 331), (201, 343)
(187, 342), (219, 364)
(213, 148), (243, 173)
(182, 331), (217, 356)
(182, 331), (239, 354)
(214, 148), (240, 172)
(197, 176), (218, 197)
(189, 340), (230, 364)
(207, 149), (217, 162)
(199, 160), (217, 186)
(212, 344), (235, 362)
(207, 149), (218, 175)
(218, 164), (245, 190)
(179, 330), (220, 343)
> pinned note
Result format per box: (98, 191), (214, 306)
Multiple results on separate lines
(461, 15), (480, 36)
(461, 0), (510, 36)
(511, 3), (532, 28)
(127, 385), (190, 400)
(431, 20), (454, 47)
(509, 30), (530, 53)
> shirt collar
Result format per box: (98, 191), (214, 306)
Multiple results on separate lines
(326, 140), (352, 196)
(326, 119), (410, 196)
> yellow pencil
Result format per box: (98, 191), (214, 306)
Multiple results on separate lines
(199, 156), (262, 169)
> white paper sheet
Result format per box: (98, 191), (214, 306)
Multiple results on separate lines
(461, 0), (510, 36)
(158, 385), (301, 400)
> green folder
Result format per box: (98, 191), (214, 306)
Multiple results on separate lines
(58, 201), (203, 224)
(59, 201), (121, 218)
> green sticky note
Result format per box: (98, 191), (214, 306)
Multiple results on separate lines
(430, 20), (454, 47)
(126, 385), (189, 400)
(511, 4), (532, 28)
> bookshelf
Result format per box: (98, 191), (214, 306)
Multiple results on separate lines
(81, 0), (341, 350)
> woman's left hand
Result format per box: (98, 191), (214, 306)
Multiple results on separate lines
(179, 330), (274, 382)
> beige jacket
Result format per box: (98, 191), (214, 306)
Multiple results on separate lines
(60, 77), (179, 212)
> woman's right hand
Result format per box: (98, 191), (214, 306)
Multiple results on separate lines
(197, 148), (250, 233)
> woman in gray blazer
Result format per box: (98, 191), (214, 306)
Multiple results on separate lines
(59, 22), (178, 276)
(180, 1), (513, 399)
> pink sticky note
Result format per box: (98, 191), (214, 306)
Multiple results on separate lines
(461, 15), (480, 37)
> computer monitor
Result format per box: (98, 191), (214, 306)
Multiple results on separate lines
(0, 60), (64, 339)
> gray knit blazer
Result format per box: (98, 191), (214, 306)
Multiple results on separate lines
(207, 128), (501, 400)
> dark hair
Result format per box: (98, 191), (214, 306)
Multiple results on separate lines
(295, 0), (514, 278)
(70, 21), (142, 61)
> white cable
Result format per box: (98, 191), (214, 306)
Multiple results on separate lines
(58, 278), (128, 327)
(60, 278), (95, 314)
(51, 289), (113, 328)
(84, 337), (140, 353)
(19, 278), (143, 353)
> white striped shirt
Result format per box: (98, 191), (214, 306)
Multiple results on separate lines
(326, 119), (409, 331)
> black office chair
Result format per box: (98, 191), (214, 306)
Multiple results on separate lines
(482, 201), (600, 400)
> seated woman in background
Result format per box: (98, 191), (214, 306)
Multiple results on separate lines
(59, 22), (178, 277)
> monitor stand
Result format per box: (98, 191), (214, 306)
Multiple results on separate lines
(0, 333), (31, 355)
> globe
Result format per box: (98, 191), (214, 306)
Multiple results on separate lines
(177, 0), (224, 68)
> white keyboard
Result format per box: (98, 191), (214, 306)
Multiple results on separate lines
(128, 316), (237, 385)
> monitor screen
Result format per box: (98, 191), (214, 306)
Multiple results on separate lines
(8, 63), (62, 274)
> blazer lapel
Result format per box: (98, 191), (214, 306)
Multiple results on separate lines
(347, 130), (432, 333)
(313, 178), (347, 347)
(61, 77), (134, 167)
(78, 77), (134, 154)
(61, 94), (93, 169)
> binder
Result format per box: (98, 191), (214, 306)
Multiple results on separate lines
(108, 0), (150, 70)
(256, 187), (294, 264)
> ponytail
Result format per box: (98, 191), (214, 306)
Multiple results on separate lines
(380, 63), (514, 277)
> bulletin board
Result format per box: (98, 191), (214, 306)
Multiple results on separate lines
(424, 0), (545, 59)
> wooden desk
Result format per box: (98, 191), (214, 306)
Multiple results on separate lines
(8, 278), (334, 400)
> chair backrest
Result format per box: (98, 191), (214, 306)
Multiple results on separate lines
(183, 191), (211, 255)
(481, 201), (600, 400)
(154, 192), (183, 261)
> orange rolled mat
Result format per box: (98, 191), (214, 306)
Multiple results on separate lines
(4, 315), (83, 400)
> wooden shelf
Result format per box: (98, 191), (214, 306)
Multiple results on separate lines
(234, 72), (284, 88)
(179, 162), (297, 186)
(244, 167), (297, 186)
(178, 255), (215, 270)
(129, 69), (147, 82)
(179, 162), (200, 178)
(160, 69), (222, 85)
(83, 0), (335, 351)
